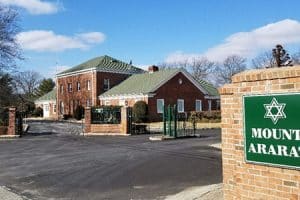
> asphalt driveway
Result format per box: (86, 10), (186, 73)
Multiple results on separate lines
(0, 121), (222, 200)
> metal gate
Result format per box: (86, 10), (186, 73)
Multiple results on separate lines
(163, 105), (196, 138)
(15, 111), (23, 136)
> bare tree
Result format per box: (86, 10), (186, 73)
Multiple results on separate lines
(215, 55), (247, 86)
(158, 57), (215, 81)
(272, 44), (293, 67)
(0, 5), (22, 71)
(291, 50), (300, 65)
(252, 51), (276, 69)
(190, 57), (215, 81)
(13, 70), (42, 98)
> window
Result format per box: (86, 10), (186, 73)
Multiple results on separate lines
(177, 99), (184, 113)
(195, 100), (202, 112)
(87, 80), (91, 90)
(53, 104), (56, 113)
(208, 100), (212, 111)
(157, 99), (164, 113)
(77, 82), (81, 91)
(104, 79), (110, 91)
(105, 100), (111, 106)
(86, 99), (91, 107)
(60, 84), (63, 94)
(68, 83), (72, 92)
(60, 101), (64, 114)
(44, 104), (49, 111)
(216, 100), (221, 110)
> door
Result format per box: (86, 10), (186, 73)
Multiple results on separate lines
(43, 104), (50, 118)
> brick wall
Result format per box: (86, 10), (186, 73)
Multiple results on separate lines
(84, 107), (129, 135)
(219, 66), (300, 200)
(100, 72), (219, 122)
(148, 72), (219, 121)
(57, 72), (93, 116)
(57, 71), (130, 117)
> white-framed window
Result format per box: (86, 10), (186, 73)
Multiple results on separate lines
(208, 100), (212, 111)
(104, 79), (110, 91)
(44, 104), (49, 111)
(87, 80), (91, 90)
(177, 99), (184, 113)
(86, 99), (91, 107)
(105, 100), (111, 106)
(77, 82), (81, 91)
(60, 84), (63, 94)
(68, 83), (72, 92)
(195, 100), (202, 112)
(157, 99), (164, 113)
(53, 104), (56, 113)
(60, 101), (64, 114)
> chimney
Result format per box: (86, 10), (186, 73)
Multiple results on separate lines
(148, 65), (159, 73)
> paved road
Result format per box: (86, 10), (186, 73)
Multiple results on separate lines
(0, 121), (222, 200)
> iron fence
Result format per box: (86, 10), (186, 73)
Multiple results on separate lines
(91, 106), (121, 124)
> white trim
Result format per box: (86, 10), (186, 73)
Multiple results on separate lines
(208, 100), (212, 111)
(195, 99), (202, 112)
(56, 68), (141, 78)
(77, 82), (81, 91)
(53, 104), (57, 113)
(177, 99), (184, 113)
(204, 95), (220, 100)
(35, 100), (56, 104)
(157, 99), (164, 113)
(99, 94), (151, 100)
(149, 69), (209, 95)
(56, 68), (96, 78)
(87, 80), (91, 91)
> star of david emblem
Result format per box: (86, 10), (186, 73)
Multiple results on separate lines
(263, 98), (286, 125)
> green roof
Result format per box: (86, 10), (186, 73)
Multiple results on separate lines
(57, 55), (144, 75)
(100, 69), (180, 97)
(197, 79), (219, 96)
(35, 89), (56, 102)
(100, 69), (219, 97)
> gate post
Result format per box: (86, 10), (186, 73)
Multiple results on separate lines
(163, 106), (166, 136)
(219, 67), (300, 199)
(121, 107), (131, 134)
(84, 107), (91, 133)
(7, 107), (16, 136)
(173, 104), (177, 138)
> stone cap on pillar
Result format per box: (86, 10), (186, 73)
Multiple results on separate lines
(231, 66), (300, 83)
(219, 66), (300, 95)
(9, 107), (16, 111)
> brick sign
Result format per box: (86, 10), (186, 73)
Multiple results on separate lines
(243, 93), (300, 169)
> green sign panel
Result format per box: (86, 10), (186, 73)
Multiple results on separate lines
(243, 93), (300, 169)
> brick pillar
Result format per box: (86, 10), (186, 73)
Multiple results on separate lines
(84, 107), (91, 133)
(121, 107), (129, 134)
(219, 66), (300, 199)
(7, 107), (16, 135)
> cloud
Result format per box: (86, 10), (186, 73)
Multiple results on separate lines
(77, 32), (106, 44)
(0, 0), (60, 15)
(165, 19), (300, 63)
(16, 30), (106, 52)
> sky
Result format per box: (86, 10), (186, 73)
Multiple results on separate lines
(2, 0), (300, 78)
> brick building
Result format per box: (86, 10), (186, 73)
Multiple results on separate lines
(56, 55), (143, 117)
(99, 66), (220, 121)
